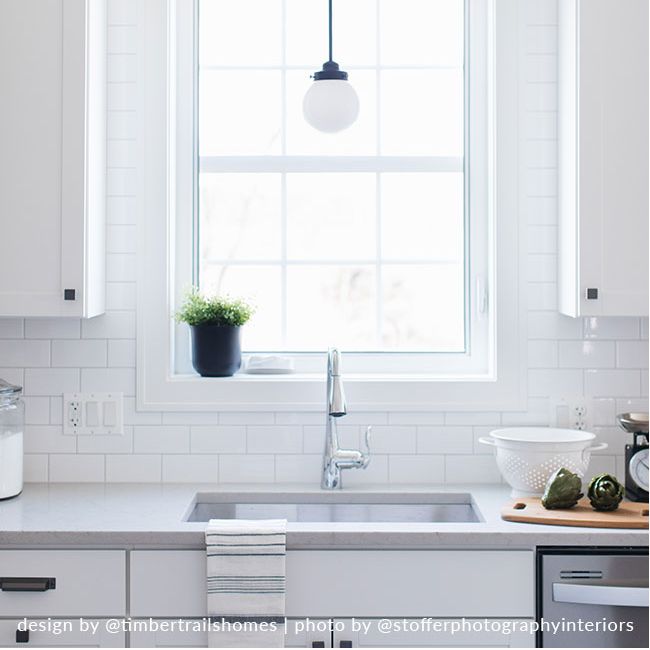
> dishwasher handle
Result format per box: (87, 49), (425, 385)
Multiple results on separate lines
(553, 583), (649, 608)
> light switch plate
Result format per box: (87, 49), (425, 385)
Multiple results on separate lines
(63, 393), (124, 435)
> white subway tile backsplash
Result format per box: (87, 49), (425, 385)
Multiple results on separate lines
(0, 318), (24, 338)
(527, 340), (558, 368)
(585, 369), (641, 398)
(389, 455), (445, 484)
(108, 340), (136, 367)
(219, 412), (275, 425)
(106, 455), (162, 482)
(24, 454), (49, 482)
(527, 253), (557, 282)
(445, 412), (500, 426)
(52, 340), (107, 367)
(368, 426), (416, 453)
(108, 140), (137, 167)
(108, 83), (137, 111)
(108, 54), (137, 82)
(49, 397), (63, 425)
(558, 341), (616, 369)
(106, 283), (137, 310)
(525, 25), (557, 54)
(162, 455), (219, 483)
(344, 454), (389, 485)
(108, 25), (137, 53)
(444, 455), (502, 484)
(583, 317), (640, 340)
(219, 455), (275, 483)
(387, 412), (444, 425)
(108, 110), (137, 139)
(107, 196), (137, 224)
(108, 0), (137, 25)
(163, 411), (218, 425)
(0, 340), (50, 367)
(107, 168), (137, 196)
(527, 311), (582, 339)
(24, 369), (79, 396)
(527, 283), (557, 311)
(23, 396), (52, 425)
(50, 454), (105, 482)
(275, 455), (321, 483)
(525, 54), (557, 83)
(81, 311), (136, 339)
(247, 426), (302, 454)
(134, 426), (190, 454)
(526, 197), (557, 226)
(107, 225), (137, 254)
(190, 426), (246, 454)
(106, 253), (137, 282)
(81, 368), (135, 395)
(416, 427), (473, 454)
(527, 225), (557, 253)
(616, 341), (649, 369)
(528, 369), (583, 397)
(23, 426), (75, 454)
(78, 427), (134, 454)
(525, 111), (557, 140)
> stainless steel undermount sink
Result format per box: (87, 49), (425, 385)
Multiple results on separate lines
(184, 492), (482, 523)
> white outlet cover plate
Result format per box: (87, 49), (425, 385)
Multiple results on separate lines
(63, 392), (124, 435)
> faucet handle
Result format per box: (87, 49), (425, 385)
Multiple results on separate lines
(362, 426), (372, 467)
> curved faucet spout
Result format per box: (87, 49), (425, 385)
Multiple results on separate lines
(321, 348), (371, 489)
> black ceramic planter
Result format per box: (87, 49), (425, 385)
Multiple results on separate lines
(190, 324), (242, 377)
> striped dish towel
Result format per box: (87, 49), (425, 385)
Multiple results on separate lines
(205, 518), (287, 648)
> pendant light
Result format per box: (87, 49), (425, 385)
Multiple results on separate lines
(303, 0), (359, 133)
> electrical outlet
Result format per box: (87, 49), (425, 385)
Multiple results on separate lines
(552, 398), (591, 430)
(64, 393), (124, 435)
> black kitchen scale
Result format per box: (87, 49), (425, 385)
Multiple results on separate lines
(617, 412), (649, 502)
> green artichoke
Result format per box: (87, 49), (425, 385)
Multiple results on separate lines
(541, 467), (583, 510)
(587, 473), (624, 511)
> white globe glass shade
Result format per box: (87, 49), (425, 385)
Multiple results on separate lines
(303, 79), (360, 133)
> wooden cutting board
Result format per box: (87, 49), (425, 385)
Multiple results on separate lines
(501, 497), (649, 528)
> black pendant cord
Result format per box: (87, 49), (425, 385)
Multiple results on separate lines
(328, 0), (333, 62)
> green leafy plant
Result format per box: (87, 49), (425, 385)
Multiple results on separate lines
(175, 288), (254, 327)
(587, 473), (624, 512)
(541, 467), (583, 510)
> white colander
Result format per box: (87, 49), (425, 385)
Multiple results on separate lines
(479, 428), (607, 498)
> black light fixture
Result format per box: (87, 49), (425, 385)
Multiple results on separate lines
(303, 0), (359, 133)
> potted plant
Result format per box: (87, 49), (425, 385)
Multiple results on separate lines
(176, 288), (255, 377)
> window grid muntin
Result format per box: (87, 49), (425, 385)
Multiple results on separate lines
(195, 0), (468, 354)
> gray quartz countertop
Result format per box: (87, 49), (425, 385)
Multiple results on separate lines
(0, 483), (647, 548)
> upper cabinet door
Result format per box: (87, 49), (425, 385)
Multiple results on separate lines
(559, 0), (649, 317)
(0, 0), (106, 318)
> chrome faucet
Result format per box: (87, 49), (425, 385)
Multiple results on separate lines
(321, 348), (371, 489)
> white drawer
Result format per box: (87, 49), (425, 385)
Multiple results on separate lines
(0, 551), (126, 617)
(130, 550), (533, 618)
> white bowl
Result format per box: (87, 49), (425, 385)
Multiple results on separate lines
(479, 427), (607, 497)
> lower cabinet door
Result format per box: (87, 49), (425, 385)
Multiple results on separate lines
(332, 618), (535, 648)
(129, 618), (332, 648)
(0, 620), (124, 648)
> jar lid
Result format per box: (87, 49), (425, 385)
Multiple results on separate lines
(0, 378), (22, 396)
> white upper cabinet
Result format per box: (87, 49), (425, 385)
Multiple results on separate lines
(558, 0), (649, 317)
(0, 0), (106, 318)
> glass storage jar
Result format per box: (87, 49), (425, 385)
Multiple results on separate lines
(0, 377), (23, 499)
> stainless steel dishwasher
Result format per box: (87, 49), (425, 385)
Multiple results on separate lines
(537, 548), (648, 647)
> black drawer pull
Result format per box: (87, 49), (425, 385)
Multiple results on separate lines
(312, 643), (325, 648)
(0, 577), (56, 592)
(339, 642), (353, 648)
(15, 630), (29, 643)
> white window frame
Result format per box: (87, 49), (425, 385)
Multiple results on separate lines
(137, 0), (526, 412)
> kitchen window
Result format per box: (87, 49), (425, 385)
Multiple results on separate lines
(138, 0), (525, 410)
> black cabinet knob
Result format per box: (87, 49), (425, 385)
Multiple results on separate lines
(15, 630), (29, 643)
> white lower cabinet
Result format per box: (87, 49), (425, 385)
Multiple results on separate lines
(128, 550), (535, 648)
(0, 620), (124, 648)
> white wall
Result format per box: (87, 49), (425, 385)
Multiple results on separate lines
(0, 0), (647, 484)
